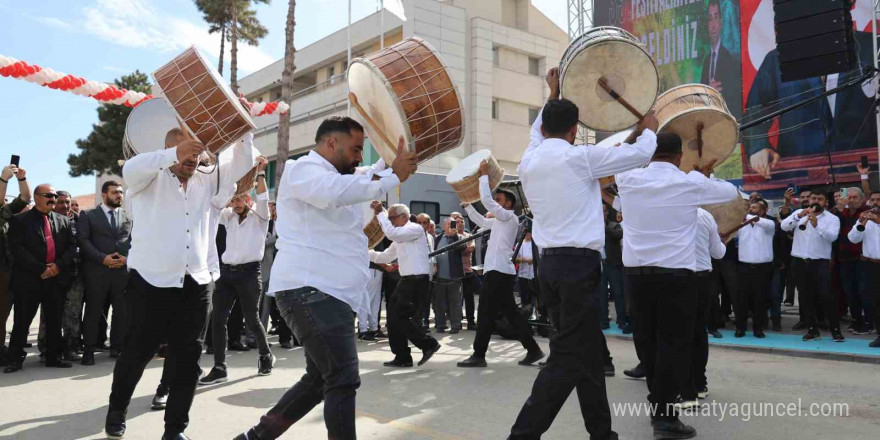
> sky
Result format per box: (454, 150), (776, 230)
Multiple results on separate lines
(0, 0), (568, 197)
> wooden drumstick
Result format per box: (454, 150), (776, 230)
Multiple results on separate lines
(177, 119), (196, 141)
(696, 122), (704, 163)
(598, 77), (645, 120)
(348, 92), (398, 152)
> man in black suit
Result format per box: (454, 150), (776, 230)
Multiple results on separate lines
(79, 180), (132, 365)
(4, 184), (76, 373)
(701, 0), (742, 118)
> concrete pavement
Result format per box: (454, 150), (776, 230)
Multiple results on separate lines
(1, 330), (879, 440)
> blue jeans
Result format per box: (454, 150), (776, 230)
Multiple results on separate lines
(838, 261), (872, 327)
(252, 287), (360, 440)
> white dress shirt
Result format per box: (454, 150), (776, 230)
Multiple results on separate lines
(463, 175), (518, 275)
(738, 214), (776, 264)
(208, 183), (238, 281)
(847, 220), (880, 259)
(268, 151), (399, 313)
(780, 209), (840, 260)
(219, 192), (270, 265)
(369, 211), (431, 276)
(616, 162), (739, 270)
(518, 240), (536, 279)
(124, 134), (255, 288)
(518, 105), (657, 250)
(695, 208), (726, 271)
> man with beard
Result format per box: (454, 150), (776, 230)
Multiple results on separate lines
(103, 128), (255, 440)
(735, 199), (776, 338)
(781, 193), (842, 342)
(234, 117), (416, 440)
(200, 156), (275, 385)
(5, 184), (77, 373)
(847, 193), (880, 347)
(79, 180), (132, 366)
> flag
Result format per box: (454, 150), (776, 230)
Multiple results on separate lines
(384, 0), (407, 21)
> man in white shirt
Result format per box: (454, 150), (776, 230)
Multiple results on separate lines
(680, 208), (726, 409)
(369, 202), (441, 368)
(235, 117), (416, 440)
(458, 161), (543, 368)
(615, 126), (738, 438)
(508, 68), (658, 440)
(735, 199), (776, 338)
(106, 127), (255, 440)
(200, 157), (275, 386)
(781, 192), (842, 342)
(847, 197), (880, 348)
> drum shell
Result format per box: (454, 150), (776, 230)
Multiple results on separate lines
(653, 84), (739, 173)
(154, 47), (255, 155)
(364, 217), (385, 249)
(235, 165), (259, 197)
(703, 197), (749, 244)
(350, 37), (465, 165)
(448, 154), (505, 204)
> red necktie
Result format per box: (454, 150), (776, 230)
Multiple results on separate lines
(43, 214), (56, 263)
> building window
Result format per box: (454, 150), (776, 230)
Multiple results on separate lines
(328, 65), (336, 84)
(492, 99), (499, 120)
(528, 56), (540, 76)
(492, 46), (499, 66)
(411, 201), (440, 224)
(273, 90), (282, 101)
(528, 107), (540, 125)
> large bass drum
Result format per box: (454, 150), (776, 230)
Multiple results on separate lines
(446, 150), (505, 204)
(654, 84), (739, 173)
(560, 27), (658, 131)
(348, 37), (465, 165)
(122, 97), (181, 159)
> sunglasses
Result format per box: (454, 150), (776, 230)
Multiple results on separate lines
(38, 192), (58, 199)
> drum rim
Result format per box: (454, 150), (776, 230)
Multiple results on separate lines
(123, 97), (176, 157)
(350, 36), (466, 153)
(656, 83), (732, 115)
(561, 26), (643, 67)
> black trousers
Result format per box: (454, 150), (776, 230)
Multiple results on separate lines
(628, 270), (697, 422)
(791, 257), (838, 330)
(509, 251), (616, 440)
(83, 268), (128, 350)
(8, 277), (66, 362)
(108, 270), (210, 436)
(388, 276), (438, 361)
(211, 264), (270, 367)
(683, 272), (711, 400)
(870, 261), (880, 335)
(735, 262), (773, 332)
(462, 273), (479, 324)
(473, 271), (539, 357)
(715, 259), (738, 321)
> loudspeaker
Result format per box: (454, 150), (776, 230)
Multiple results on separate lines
(773, 0), (856, 82)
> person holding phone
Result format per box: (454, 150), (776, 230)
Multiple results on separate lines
(0, 163), (30, 365)
(847, 195), (880, 347)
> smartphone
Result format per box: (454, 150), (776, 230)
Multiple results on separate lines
(10, 155), (19, 167)
(862, 155), (870, 170)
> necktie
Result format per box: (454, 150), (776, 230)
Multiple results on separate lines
(110, 210), (117, 231)
(43, 214), (56, 263)
(710, 50), (717, 80)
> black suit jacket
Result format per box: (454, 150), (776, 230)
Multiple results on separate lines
(701, 44), (742, 118)
(8, 209), (76, 289)
(77, 206), (132, 273)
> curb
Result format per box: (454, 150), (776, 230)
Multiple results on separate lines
(604, 333), (880, 365)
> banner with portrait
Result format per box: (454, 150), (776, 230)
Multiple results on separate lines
(740, 0), (878, 192)
(594, 0), (745, 181)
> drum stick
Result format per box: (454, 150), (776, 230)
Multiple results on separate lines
(720, 217), (756, 238)
(348, 92), (398, 153)
(598, 77), (645, 120)
(696, 122), (704, 163)
(177, 119), (196, 142)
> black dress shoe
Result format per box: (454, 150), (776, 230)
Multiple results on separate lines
(45, 358), (73, 368)
(518, 349), (545, 366)
(753, 330), (766, 338)
(152, 387), (169, 410)
(228, 341), (250, 351)
(81, 351), (95, 366)
(105, 410), (126, 439)
(63, 350), (82, 362)
(792, 321), (807, 331)
(383, 358), (414, 368)
(604, 362), (616, 377)
(109, 348), (121, 358)
(234, 428), (260, 440)
(653, 419), (697, 439)
(734, 330), (745, 338)
(623, 363), (645, 379)
(457, 355), (488, 368)
(803, 329), (821, 341)
(3, 361), (23, 373)
(708, 330), (723, 339)
(161, 432), (191, 440)
(466, 322), (477, 331)
(418, 342), (441, 366)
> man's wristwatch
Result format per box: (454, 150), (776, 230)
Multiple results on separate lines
(257, 172), (266, 178)
(17, 177), (25, 181)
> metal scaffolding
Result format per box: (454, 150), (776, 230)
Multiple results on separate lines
(567, 0), (596, 144)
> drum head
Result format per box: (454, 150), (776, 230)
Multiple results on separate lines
(446, 150), (492, 184)
(595, 130), (633, 149)
(124, 98), (181, 157)
(348, 61), (411, 166)
(703, 197), (749, 244)
(561, 39), (658, 131)
(661, 109), (738, 173)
